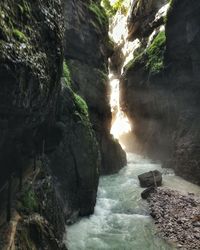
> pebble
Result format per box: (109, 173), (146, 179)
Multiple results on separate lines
(148, 188), (200, 249)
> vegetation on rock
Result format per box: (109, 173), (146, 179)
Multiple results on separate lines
(101, 0), (127, 17)
(63, 60), (71, 86)
(146, 31), (166, 74)
(13, 28), (28, 42)
(89, 2), (108, 27)
(21, 188), (38, 212)
(124, 31), (166, 75)
(74, 93), (89, 118)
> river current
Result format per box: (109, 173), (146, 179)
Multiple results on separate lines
(65, 153), (200, 250)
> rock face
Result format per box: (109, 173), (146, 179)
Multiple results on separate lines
(0, 0), (67, 247)
(121, 0), (200, 184)
(0, 0), (101, 247)
(138, 170), (162, 188)
(0, 0), (63, 191)
(49, 83), (100, 219)
(128, 0), (167, 40)
(63, 0), (126, 174)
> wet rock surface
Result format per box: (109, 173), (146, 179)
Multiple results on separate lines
(128, 0), (167, 40)
(0, 0), (102, 247)
(148, 188), (200, 249)
(138, 170), (162, 188)
(49, 84), (100, 220)
(141, 186), (156, 199)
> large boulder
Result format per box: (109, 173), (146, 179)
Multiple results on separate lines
(138, 170), (162, 188)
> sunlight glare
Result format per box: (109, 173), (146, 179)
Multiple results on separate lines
(111, 112), (131, 139)
(108, 0), (134, 142)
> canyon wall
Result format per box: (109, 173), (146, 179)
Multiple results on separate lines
(0, 0), (112, 247)
(121, 0), (200, 184)
(63, 0), (126, 175)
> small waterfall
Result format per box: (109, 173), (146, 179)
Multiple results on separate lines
(108, 2), (140, 144)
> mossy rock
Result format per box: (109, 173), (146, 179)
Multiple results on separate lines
(74, 93), (89, 118)
(101, 0), (128, 17)
(63, 60), (71, 87)
(20, 188), (38, 213)
(13, 28), (28, 42)
(146, 31), (166, 74)
(124, 31), (166, 75)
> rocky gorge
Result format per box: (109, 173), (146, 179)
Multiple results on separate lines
(0, 0), (199, 249)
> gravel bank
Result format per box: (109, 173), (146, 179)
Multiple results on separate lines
(148, 188), (200, 249)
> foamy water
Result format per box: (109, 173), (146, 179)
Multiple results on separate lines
(65, 153), (200, 250)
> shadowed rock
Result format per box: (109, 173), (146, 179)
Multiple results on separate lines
(138, 170), (162, 188)
(141, 186), (156, 199)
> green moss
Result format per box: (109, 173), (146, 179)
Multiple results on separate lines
(74, 93), (89, 117)
(101, 0), (115, 17)
(13, 28), (28, 42)
(112, 0), (127, 15)
(101, 0), (127, 17)
(63, 60), (71, 86)
(21, 188), (38, 212)
(146, 31), (166, 74)
(124, 32), (166, 75)
(89, 2), (108, 27)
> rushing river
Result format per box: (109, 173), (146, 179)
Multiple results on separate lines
(65, 153), (200, 250)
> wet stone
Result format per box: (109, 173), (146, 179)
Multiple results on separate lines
(138, 170), (162, 188)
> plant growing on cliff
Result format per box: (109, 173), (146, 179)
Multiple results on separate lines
(146, 31), (166, 74)
(89, 2), (108, 27)
(74, 93), (89, 118)
(63, 60), (71, 86)
(13, 28), (28, 42)
(101, 0), (115, 16)
(101, 0), (127, 17)
(21, 188), (38, 212)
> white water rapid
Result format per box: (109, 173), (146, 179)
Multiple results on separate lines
(65, 2), (200, 249)
(65, 153), (200, 250)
